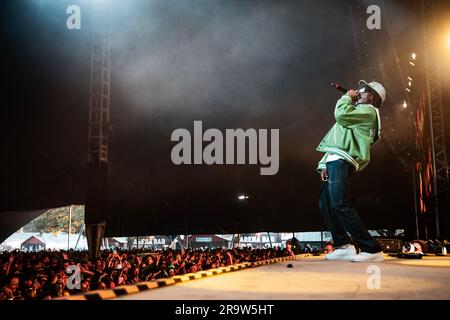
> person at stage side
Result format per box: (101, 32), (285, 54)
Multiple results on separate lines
(322, 242), (334, 255)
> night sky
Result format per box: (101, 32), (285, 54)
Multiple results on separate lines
(1, 0), (449, 237)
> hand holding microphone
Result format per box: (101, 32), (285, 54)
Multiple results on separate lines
(347, 89), (360, 103)
(331, 82), (360, 103)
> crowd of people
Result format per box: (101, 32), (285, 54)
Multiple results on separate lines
(0, 242), (333, 300)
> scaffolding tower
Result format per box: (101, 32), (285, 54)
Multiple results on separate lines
(86, 8), (111, 259)
(88, 14), (111, 163)
(423, 0), (449, 238)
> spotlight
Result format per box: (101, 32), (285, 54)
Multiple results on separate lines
(407, 76), (413, 81)
(411, 53), (416, 60)
(238, 195), (249, 200)
(402, 101), (408, 109)
(406, 88), (411, 92)
(409, 61), (415, 66)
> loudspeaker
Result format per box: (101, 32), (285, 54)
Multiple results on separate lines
(375, 238), (403, 253)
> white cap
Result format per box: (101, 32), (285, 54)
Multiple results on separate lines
(359, 80), (386, 103)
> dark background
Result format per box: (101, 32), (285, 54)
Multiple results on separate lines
(1, 0), (449, 237)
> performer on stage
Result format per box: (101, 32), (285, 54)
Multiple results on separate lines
(316, 80), (386, 262)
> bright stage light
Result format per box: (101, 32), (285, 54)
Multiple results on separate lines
(238, 195), (249, 200)
(411, 53), (416, 60)
(406, 88), (411, 92)
(409, 61), (415, 66)
(402, 101), (408, 109)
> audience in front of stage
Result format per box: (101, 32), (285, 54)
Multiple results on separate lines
(0, 241), (341, 300)
(0, 246), (287, 300)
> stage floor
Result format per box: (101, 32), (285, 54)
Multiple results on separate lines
(117, 255), (450, 300)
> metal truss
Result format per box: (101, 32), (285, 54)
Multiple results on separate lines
(423, 0), (449, 237)
(88, 13), (111, 164)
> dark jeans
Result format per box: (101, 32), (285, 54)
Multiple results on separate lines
(319, 159), (382, 254)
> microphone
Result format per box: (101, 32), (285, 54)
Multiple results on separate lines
(331, 82), (361, 100)
(330, 82), (348, 94)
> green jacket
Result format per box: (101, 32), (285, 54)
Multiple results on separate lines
(316, 94), (381, 172)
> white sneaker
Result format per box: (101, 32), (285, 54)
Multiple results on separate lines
(351, 251), (384, 262)
(325, 244), (357, 261)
